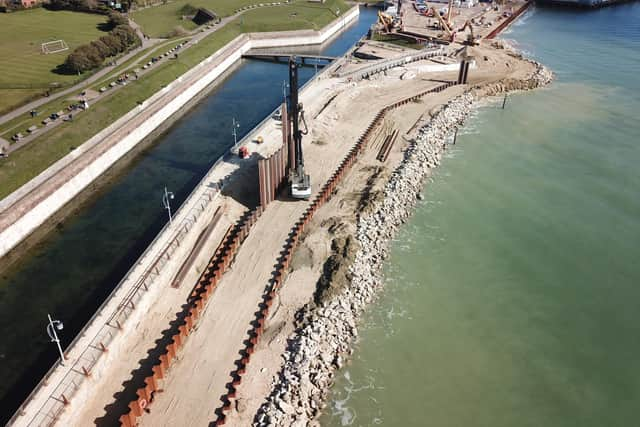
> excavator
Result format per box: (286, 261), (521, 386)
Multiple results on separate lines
(458, 20), (480, 46)
(377, 10), (400, 33)
(288, 56), (311, 199)
(428, 7), (455, 42)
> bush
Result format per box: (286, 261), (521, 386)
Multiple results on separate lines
(47, 0), (98, 12)
(99, 34), (125, 56)
(168, 25), (189, 38)
(63, 24), (140, 73)
(179, 3), (197, 16)
(108, 11), (128, 28)
(64, 44), (103, 72)
(90, 39), (111, 57)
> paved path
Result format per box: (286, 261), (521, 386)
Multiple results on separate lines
(0, 1), (294, 127)
(0, 4), (284, 152)
(0, 25), (162, 126)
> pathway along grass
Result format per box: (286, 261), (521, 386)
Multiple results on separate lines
(0, 9), (109, 113)
(0, 0), (350, 201)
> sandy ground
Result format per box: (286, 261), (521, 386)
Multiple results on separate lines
(59, 38), (535, 427)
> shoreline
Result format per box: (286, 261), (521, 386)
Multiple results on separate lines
(254, 49), (553, 426)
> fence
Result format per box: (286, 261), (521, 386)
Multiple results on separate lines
(12, 145), (225, 427)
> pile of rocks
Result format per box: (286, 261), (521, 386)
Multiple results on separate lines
(255, 62), (553, 426)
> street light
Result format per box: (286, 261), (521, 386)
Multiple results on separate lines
(232, 117), (240, 146)
(46, 314), (65, 366)
(162, 186), (175, 223)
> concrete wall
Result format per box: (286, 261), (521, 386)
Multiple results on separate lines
(0, 6), (360, 259)
(6, 7), (361, 427)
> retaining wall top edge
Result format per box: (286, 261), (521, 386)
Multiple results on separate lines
(0, 5), (359, 221)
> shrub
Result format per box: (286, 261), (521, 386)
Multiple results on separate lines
(178, 3), (197, 16)
(62, 24), (139, 74)
(64, 44), (103, 72)
(108, 11), (128, 28)
(99, 34), (125, 56)
(168, 25), (189, 38)
(90, 39), (111, 57)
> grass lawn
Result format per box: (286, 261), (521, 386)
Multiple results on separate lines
(0, 9), (109, 111)
(0, 0), (351, 200)
(0, 89), (43, 116)
(131, 0), (344, 38)
(0, 9), (108, 88)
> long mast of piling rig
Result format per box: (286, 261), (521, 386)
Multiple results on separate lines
(288, 56), (311, 199)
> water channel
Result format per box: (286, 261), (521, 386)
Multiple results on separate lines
(0, 8), (378, 423)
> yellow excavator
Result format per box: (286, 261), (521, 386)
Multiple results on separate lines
(428, 7), (455, 42)
(377, 10), (400, 33)
(458, 20), (479, 46)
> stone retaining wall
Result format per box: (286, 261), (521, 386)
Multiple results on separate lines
(254, 61), (553, 426)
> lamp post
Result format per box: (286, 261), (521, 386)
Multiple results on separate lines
(232, 118), (240, 146)
(46, 314), (65, 366)
(162, 186), (175, 223)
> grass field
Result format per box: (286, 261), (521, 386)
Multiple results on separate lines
(0, 0), (351, 200)
(131, 0), (341, 38)
(0, 9), (109, 111)
(0, 89), (43, 116)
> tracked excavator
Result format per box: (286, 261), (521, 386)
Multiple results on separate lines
(458, 20), (480, 46)
(288, 56), (311, 199)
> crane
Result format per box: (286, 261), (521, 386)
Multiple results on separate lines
(288, 56), (311, 199)
(446, 0), (454, 26)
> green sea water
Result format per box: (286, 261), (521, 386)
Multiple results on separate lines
(323, 4), (640, 427)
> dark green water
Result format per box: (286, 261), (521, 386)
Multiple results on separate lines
(0, 9), (378, 423)
(324, 4), (640, 427)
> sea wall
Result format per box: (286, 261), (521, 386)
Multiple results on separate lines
(255, 61), (553, 426)
(0, 6), (360, 260)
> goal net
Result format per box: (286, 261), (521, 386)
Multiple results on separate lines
(41, 40), (69, 55)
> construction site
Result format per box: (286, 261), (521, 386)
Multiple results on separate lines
(376, 0), (528, 45)
(6, 2), (551, 426)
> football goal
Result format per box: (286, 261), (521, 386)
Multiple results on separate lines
(41, 40), (69, 55)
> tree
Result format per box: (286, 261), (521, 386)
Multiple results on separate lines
(108, 11), (128, 28)
(112, 25), (139, 47)
(99, 34), (124, 56)
(90, 39), (111, 58)
(65, 45), (103, 73)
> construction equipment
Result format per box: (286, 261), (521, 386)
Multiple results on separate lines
(458, 20), (480, 45)
(429, 7), (455, 41)
(288, 56), (311, 199)
(446, 0), (454, 26)
(377, 10), (400, 33)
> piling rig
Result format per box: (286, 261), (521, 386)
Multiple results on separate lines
(288, 56), (311, 199)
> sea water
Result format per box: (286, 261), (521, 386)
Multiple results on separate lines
(323, 4), (640, 426)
